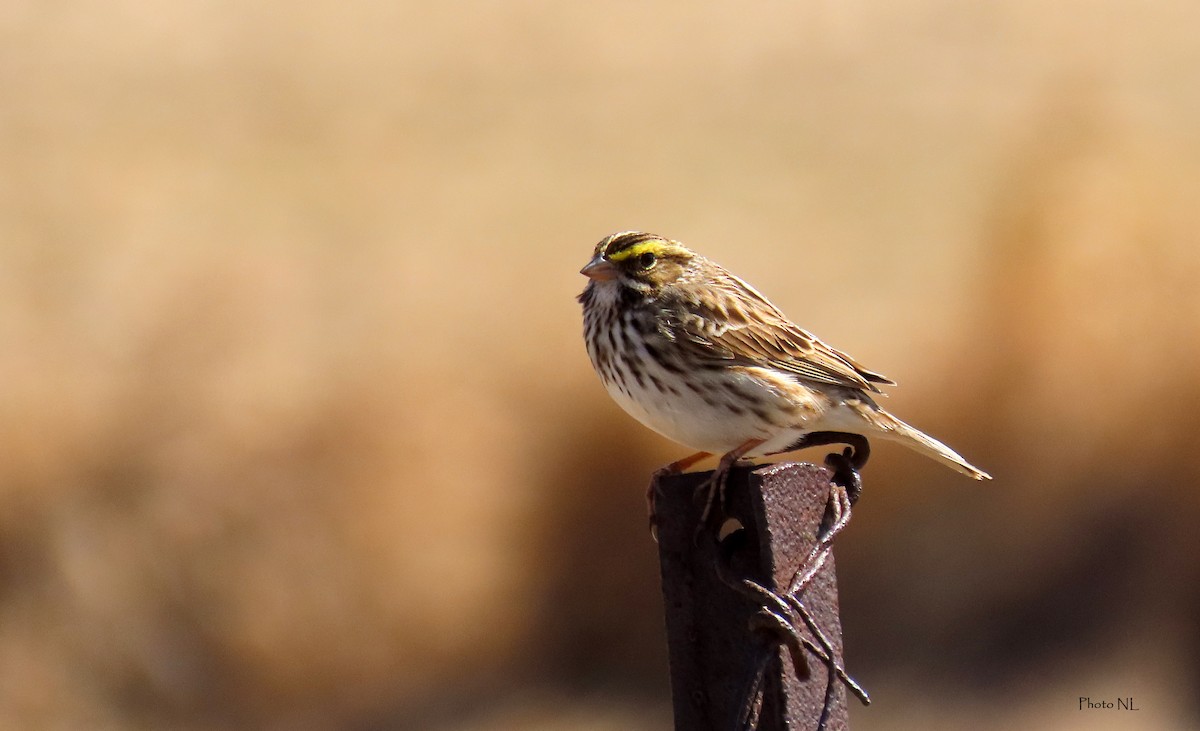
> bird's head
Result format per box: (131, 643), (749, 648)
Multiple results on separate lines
(579, 231), (696, 294)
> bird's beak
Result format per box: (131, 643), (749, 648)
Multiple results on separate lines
(580, 257), (618, 281)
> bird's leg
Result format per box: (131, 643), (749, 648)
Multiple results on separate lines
(647, 451), (711, 537)
(652, 450), (712, 484)
(697, 438), (764, 532)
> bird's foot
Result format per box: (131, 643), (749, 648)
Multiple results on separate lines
(646, 451), (711, 541)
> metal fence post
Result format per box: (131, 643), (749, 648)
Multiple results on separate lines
(654, 461), (852, 731)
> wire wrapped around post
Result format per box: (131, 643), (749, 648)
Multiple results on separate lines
(653, 461), (868, 731)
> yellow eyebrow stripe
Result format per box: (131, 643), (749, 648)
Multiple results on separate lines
(608, 241), (667, 262)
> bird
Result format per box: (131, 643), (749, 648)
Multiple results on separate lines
(577, 231), (990, 511)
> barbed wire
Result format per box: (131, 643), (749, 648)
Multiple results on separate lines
(710, 441), (873, 731)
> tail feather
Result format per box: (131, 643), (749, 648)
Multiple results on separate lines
(868, 408), (991, 480)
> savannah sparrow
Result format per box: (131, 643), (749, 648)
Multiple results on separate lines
(578, 231), (990, 491)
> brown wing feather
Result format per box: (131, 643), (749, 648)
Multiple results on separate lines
(665, 268), (894, 393)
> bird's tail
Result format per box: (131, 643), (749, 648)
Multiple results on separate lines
(863, 406), (991, 480)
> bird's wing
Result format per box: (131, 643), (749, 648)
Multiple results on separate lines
(663, 274), (894, 393)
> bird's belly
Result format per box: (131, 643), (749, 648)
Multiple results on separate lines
(604, 365), (812, 455)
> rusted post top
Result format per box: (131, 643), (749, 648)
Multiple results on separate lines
(654, 462), (850, 731)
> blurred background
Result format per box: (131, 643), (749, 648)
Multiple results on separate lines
(2, 1), (1198, 729)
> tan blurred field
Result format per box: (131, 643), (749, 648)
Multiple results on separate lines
(2, 2), (1199, 729)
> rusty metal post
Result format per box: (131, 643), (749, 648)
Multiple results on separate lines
(654, 461), (850, 731)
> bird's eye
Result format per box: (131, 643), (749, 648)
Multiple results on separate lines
(638, 252), (657, 270)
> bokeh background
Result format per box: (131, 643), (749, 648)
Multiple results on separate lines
(2, 1), (1198, 729)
